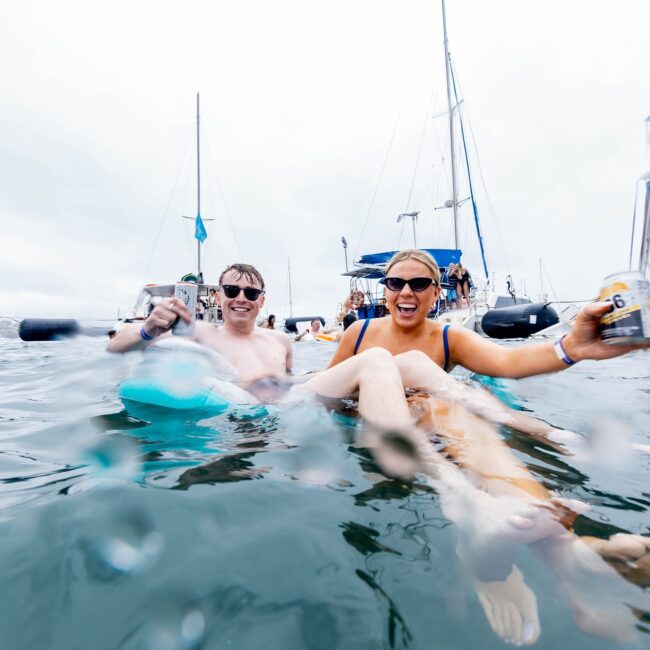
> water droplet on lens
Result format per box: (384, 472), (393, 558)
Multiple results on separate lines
(84, 435), (140, 479)
(181, 610), (205, 642)
(88, 512), (164, 576)
(142, 600), (206, 650)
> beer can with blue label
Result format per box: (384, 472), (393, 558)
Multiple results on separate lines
(599, 271), (650, 344)
(172, 282), (197, 336)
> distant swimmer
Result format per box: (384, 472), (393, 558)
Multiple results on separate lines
(295, 318), (323, 342)
(261, 314), (276, 330)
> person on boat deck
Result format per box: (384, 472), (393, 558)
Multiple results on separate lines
(445, 263), (459, 310)
(195, 298), (206, 321)
(451, 261), (472, 306)
(261, 314), (276, 329)
(328, 249), (649, 378)
(295, 318), (324, 342)
(106, 263), (293, 383)
(206, 288), (219, 323)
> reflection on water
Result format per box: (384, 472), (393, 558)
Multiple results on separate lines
(0, 336), (648, 648)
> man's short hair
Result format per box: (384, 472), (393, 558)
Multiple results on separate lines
(218, 263), (265, 289)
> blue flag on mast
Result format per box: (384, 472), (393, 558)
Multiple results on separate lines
(195, 214), (207, 243)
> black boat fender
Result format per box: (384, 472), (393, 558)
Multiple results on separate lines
(481, 303), (559, 339)
(18, 319), (109, 341)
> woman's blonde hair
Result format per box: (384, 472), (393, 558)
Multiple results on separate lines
(385, 249), (441, 285)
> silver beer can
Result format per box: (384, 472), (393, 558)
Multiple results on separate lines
(172, 282), (197, 336)
(599, 271), (650, 344)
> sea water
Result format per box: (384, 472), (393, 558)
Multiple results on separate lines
(0, 332), (648, 649)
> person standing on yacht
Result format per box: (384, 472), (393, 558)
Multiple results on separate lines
(451, 262), (472, 306)
(446, 263), (459, 309)
(206, 288), (219, 323)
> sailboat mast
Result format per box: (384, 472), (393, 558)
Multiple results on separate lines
(196, 93), (202, 279)
(441, 0), (459, 249)
(288, 258), (293, 318)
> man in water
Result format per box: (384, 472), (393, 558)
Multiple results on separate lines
(294, 318), (322, 342)
(107, 263), (293, 382)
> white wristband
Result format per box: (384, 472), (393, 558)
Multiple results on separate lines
(554, 335), (576, 366)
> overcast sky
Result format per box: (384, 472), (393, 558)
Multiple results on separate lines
(1, 0), (648, 322)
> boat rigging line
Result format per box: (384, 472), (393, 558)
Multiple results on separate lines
(142, 124), (194, 282)
(352, 104), (405, 262)
(449, 59), (512, 277)
(404, 88), (438, 215)
(449, 57), (488, 280)
(202, 123), (244, 261)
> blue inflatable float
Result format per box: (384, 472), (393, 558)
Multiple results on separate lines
(119, 338), (266, 417)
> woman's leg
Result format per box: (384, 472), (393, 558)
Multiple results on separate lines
(461, 278), (471, 304)
(296, 349), (552, 644)
(293, 347), (413, 431)
(393, 350), (574, 451)
(456, 281), (465, 306)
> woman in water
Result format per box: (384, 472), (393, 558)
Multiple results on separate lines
(261, 314), (276, 329)
(294, 343), (650, 644)
(328, 249), (647, 377)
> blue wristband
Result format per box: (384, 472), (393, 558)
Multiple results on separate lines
(140, 325), (155, 341)
(554, 335), (576, 366)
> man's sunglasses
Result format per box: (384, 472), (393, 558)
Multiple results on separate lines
(220, 285), (265, 300)
(381, 277), (438, 292)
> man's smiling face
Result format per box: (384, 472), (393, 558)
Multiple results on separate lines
(218, 270), (265, 326)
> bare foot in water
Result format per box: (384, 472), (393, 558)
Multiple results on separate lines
(533, 535), (650, 642)
(474, 565), (540, 646)
(579, 533), (650, 588)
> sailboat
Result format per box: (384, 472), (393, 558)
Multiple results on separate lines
(118, 94), (220, 328)
(344, 0), (559, 338)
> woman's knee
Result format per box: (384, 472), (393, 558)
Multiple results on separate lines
(395, 349), (432, 368)
(356, 348), (404, 383)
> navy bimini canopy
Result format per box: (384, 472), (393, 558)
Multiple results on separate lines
(358, 249), (461, 267)
(363, 249), (461, 267)
(343, 249), (462, 279)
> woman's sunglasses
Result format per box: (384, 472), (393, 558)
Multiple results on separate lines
(221, 285), (265, 300)
(381, 277), (438, 292)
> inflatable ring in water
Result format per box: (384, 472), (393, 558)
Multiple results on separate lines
(314, 333), (336, 342)
(118, 338), (268, 418)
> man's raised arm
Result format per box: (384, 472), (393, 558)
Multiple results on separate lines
(107, 297), (193, 353)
